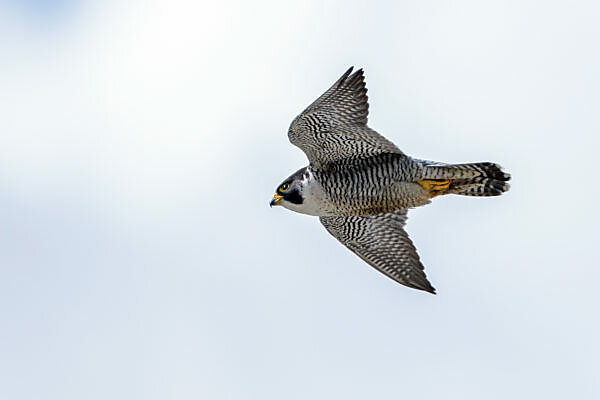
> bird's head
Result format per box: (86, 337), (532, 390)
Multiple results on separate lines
(270, 167), (307, 211)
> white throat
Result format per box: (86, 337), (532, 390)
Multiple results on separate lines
(281, 168), (330, 216)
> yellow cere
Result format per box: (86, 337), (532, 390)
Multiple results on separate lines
(272, 193), (283, 204)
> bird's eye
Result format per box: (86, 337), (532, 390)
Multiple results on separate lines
(280, 183), (289, 192)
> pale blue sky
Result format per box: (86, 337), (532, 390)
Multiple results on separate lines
(1, 1), (599, 399)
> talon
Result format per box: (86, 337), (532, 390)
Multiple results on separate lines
(417, 179), (451, 198)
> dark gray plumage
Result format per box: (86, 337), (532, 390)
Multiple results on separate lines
(288, 68), (402, 169)
(320, 210), (434, 293)
(271, 67), (511, 293)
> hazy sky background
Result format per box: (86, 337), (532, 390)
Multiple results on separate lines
(1, 1), (599, 399)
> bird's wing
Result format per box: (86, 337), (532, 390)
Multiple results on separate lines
(319, 210), (435, 293)
(288, 67), (404, 169)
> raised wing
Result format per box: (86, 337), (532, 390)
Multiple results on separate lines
(288, 67), (404, 169)
(319, 210), (435, 293)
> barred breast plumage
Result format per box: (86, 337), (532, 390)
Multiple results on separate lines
(310, 153), (430, 215)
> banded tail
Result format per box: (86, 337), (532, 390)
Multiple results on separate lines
(418, 162), (511, 198)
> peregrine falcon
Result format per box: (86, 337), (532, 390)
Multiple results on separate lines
(270, 67), (510, 294)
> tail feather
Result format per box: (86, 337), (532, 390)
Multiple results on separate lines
(449, 176), (510, 196)
(422, 162), (511, 197)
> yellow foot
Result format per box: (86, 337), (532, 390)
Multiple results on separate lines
(417, 179), (451, 198)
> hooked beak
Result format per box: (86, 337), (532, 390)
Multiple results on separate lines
(270, 193), (283, 207)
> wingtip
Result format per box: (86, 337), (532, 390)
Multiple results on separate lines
(338, 66), (355, 85)
(350, 67), (364, 77)
(337, 66), (367, 88)
(422, 282), (437, 294)
(409, 281), (436, 294)
(423, 285), (437, 295)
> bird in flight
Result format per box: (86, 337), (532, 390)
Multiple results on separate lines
(270, 67), (510, 293)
